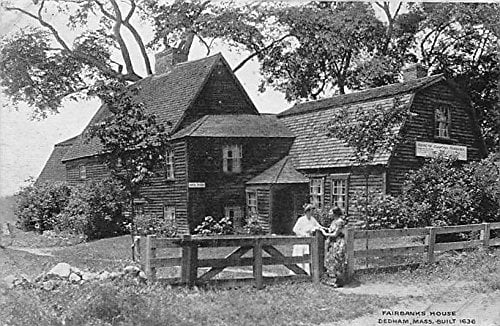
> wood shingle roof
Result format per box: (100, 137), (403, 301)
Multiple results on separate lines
(62, 54), (227, 162)
(246, 156), (309, 185)
(36, 136), (78, 183)
(278, 75), (445, 170)
(171, 114), (294, 139)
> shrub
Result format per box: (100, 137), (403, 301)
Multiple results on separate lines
(358, 155), (500, 230)
(193, 216), (234, 235)
(242, 213), (266, 235)
(55, 178), (129, 240)
(135, 214), (178, 237)
(14, 180), (72, 232)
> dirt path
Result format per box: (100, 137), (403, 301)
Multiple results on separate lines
(322, 282), (500, 326)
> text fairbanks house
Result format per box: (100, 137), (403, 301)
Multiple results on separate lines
(37, 53), (486, 234)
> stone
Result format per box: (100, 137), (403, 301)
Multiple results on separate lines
(124, 265), (141, 275)
(70, 266), (82, 276)
(2, 223), (11, 235)
(99, 271), (111, 281)
(138, 271), (147, 280)
(69, 273), (81, 283)
(81, 271), (98, 281)
(47, 263), (71, 279)
(109, 272), (121, 280)
(2, 275), (17, 289)
(42, 280), (56, 291)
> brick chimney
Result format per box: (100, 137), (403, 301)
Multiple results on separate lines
(402, 63), (428, 81)
(154, 48), (188, 74)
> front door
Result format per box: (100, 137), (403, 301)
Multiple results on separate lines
(271, 186), (294, 234)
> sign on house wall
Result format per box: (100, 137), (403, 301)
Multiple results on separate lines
(188, 182), (206, 188)
(415, 141), (467, 161)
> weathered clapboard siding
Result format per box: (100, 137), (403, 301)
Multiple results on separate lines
(187, 137), (293, 230)
(387, 81), (485, 195)
(134, 140), (189, 233)
(65, 157), (110, 185)
(177, 60), (258, 130)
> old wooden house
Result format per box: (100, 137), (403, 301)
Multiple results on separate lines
(47, 52), (295, 233)
(38, 59), (486, 234)
(277, 64), (487, 218)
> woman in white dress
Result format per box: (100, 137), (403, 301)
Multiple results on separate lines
(292, 204), (323, 275)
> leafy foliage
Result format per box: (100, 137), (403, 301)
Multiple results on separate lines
(14, 181), (72, 232)
(134, 214), (178, 237)
(358, 156), (500, 229)
(55, 178), (129, 240)
(242, 213), (266, 235)
(193, 216), (234, 236)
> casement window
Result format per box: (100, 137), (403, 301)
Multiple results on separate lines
(224, 206), (243, 227)
(223, 144), (242, 173)
(331, 175), (349, 213)
(246, 190), (258, 216)
(79, 165), (87, 180)
(310, 178), (324, 209)
(163, 205), (176, 221)
(435, 106), (450, 138)
(165, 149), (175, 180)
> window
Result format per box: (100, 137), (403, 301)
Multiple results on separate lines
(79, 165), (86, 180)
(223, 144), (242, 173)
(246, 190), (258, 216)
(310, 178), (324, 209)
(165, 149), (175, 180)
(133, 202), (145, 219)
(224, 206), (243, 227)
(331, 175), (349, 213)
(163, 205), (176, 221)
(435, 106), (450, 138)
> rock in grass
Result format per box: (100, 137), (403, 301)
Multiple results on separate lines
(2, 275), (17, 289)
(81, 271), (98, 281)
(69, 273), (81, 283)
(47, 263), (71, 279)
(124, 265), (141, 275)
(99, 271), (111, 281)
(42, 280), (56, 291)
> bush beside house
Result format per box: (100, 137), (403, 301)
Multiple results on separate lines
(358, 155), (500, 229)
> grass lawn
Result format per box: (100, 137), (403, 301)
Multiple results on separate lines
(1, 230), (500, 325)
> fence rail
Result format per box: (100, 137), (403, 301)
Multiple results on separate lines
(142, 233), (325, 289)
(141, 222), (500, 288)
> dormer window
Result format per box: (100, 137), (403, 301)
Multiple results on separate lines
(223, 144), (242, 173)
(165, 149), (175, 180)
(435, 106), (450, 138)
(79, 165), (87, 180)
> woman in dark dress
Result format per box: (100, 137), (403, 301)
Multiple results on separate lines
(322, 207), (348, 287)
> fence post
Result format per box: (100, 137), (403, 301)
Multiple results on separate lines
(345, 228), (355, 281)
(181, 235), (198, 287)
(253, 238), (264, 289)
(427, 227), (437, 264)
(145, 235), (157, 281)
(480, 223), (491, 248)
(311, 231), (324, 283)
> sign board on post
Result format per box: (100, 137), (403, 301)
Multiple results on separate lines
(415, 141), (467, 161)
(188, 182), (206, 189)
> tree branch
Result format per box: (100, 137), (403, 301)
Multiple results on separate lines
(233, 34), (294, 73)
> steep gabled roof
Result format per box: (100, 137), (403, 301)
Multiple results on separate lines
(62, 53), (234, 162)
(171, 114), (294, 139)
(246, 156), (309, 185)
(36, 136), (78, 184)
(278, 75), (446, 170)
(278, 75), (444, 117)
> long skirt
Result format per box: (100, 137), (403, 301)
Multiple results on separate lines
(323, 237), (347, 286)
(292, 244), (310, 275)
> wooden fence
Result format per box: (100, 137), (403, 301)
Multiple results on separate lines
(142, 233), (325, 289)
(140, 222), (500, 288)
(345, 222), (500, 279)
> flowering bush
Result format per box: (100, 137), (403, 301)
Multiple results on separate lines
(135, 214), (177, 237)
(242, 214), (266, 235)
(55, 179), (129, 240)
(14, 180), (72, 232)
(193, 216), (234, 235)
